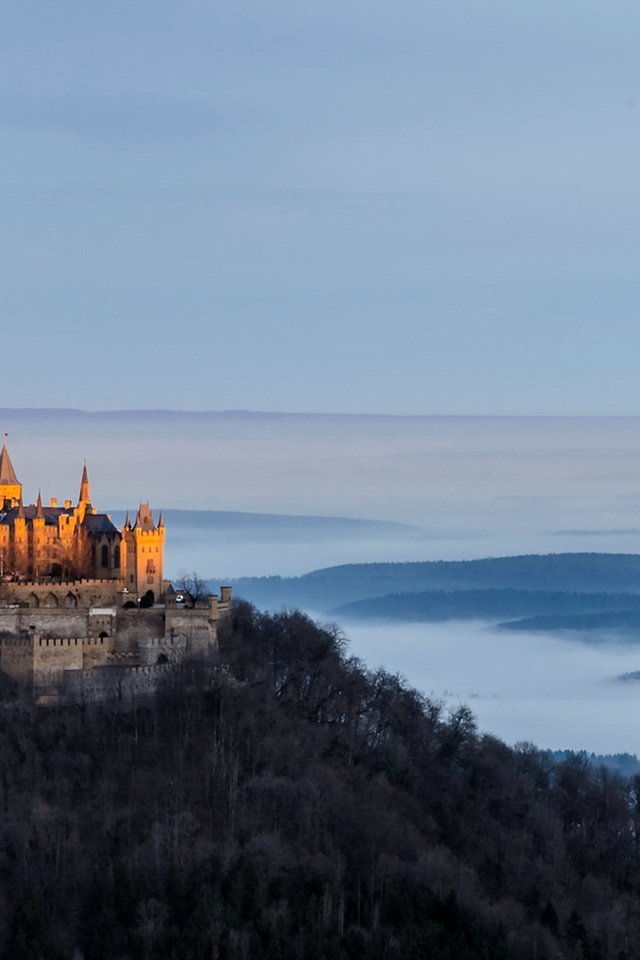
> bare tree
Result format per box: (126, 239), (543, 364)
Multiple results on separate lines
(175, 572), (209, 607)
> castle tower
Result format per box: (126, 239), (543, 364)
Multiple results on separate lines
(0, 439), (22, 510)
(122, 503), (165, 601)
(31, 491), (45, 579)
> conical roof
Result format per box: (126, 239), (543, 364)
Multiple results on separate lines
(78, 461), (91, 503)
(133, 502), (156, 530)
(0, 441), (18, 486)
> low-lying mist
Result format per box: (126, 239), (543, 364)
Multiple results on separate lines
(7, 411), (640, 574)
(338, 618), (640, 755)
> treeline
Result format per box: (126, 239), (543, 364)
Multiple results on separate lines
(502, 610), (640, 633)
(2, 604), (640, 957)
(548, 750), (640, 778)
(331, 588), (640, 624)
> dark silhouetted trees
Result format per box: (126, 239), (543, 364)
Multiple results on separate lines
(0, 601), (640, 957)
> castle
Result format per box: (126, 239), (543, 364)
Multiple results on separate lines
(0, 440), (231, 702)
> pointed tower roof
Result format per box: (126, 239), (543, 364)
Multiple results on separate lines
(35, 490), (44, 519)
(123, 510), (130, 529)
(133, 502), (156, 530)
(78, 461), (91, 504)
(16, 498), (25, 519)
(157, 511), (165, 528)
(0, 438), (19, 486)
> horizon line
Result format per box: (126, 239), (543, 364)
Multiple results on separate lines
(2, 407), (640, 420)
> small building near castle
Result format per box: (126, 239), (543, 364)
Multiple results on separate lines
(0, 440), (231, 701)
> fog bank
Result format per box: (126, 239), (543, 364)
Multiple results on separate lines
(341, 619), (640, 755)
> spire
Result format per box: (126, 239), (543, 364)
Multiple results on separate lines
(0, 436), (19, 486)
(157, 511), (165, 528)
(35, 490), (44, 519)
(78, 461), (91, 504)
(123, 510), (130, 530)
(16, 498), (25, 519)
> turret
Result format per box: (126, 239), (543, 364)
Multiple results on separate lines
(0, 437), (23, 510)
(32, 491), (45, 578)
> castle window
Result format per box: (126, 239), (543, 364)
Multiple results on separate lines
(101, 545), (109, 567)
(113, 545), (120, 568)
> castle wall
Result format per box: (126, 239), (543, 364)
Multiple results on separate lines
(81, 635), (116, 669)
(0, 608), (90, 638)
(0, 635), (34, 684)
(165, 608), (218, 657)
(0, 588), (232, 702)
(116, 608), (165, 642)
(62, 663), (174, 703)
(33, 636), (84, 686)
(1, 579), (124, 608)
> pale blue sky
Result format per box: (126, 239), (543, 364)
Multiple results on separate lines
(2, 1), (640, 413)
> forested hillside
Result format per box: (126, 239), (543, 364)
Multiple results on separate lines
(331, 588), (640, 623)
(216, 553), (640, 612)
(2, 604), (640, 958)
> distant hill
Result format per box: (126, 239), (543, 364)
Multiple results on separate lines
(500, 610), (640, 633)
(329, 589), (640, 623)
(212, 553), (640, 613)
(108, 508), (423, 542)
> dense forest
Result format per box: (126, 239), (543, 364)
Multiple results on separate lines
(330, 588), (640, 625)
(3, 603), (640, 958)
(501, 610), (640, 633)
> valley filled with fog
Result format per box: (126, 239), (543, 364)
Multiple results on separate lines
(340, 618), (640, 756)
(4, 409), (640, 754)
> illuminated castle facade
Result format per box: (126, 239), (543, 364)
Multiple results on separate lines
(0, 440), (231, 701)
(0, 440), (165, 600)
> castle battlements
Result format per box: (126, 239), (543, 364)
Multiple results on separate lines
(0, 443), (232, 702)
(4, 578), (120, 588)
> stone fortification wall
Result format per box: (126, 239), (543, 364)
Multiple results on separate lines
(0, 635), (35, 684)
(0, 608), (91, 639)
(165, 608), (217, 656)
(2, 578), (124, 608)
(137, 632), (187, 666)
(0, 586), (232, 701)
(32, 636), (84, 686)
(117, 608), (164, 638)
(1, 633), (117, 688)
(80, 635), (117, 669)
(62, 662), (174, 704)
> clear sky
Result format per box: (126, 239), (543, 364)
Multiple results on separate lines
(2, 1), (640, 414)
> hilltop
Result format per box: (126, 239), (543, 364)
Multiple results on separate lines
(212, 552), (640, 614)
(2, 602), (640, 959)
